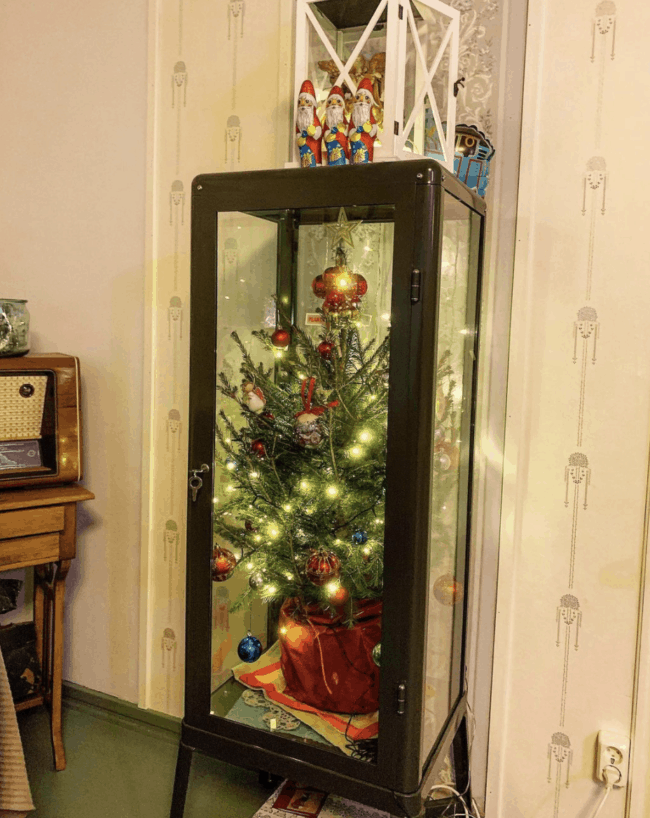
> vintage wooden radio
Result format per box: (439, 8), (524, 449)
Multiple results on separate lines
(0, 354), (82, 489)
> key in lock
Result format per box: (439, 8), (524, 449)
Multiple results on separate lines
(189, 464), (210, 501)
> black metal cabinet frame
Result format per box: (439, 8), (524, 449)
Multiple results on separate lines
(172, 160), (485, 818)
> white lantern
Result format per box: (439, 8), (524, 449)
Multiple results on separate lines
(292, 0), (460, 169)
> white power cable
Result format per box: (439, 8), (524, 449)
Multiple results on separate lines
(428, 785), (470, 818)
(586, 765), (621, 818)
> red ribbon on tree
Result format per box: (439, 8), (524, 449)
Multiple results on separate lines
(294, 377), (339, 419)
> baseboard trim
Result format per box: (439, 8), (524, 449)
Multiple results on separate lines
(63, 681), (181, 736)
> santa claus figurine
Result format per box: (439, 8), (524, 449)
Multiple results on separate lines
(295, 79), (322, 168)
(348, 77), (378, 164)
(323, 86), (349, 166)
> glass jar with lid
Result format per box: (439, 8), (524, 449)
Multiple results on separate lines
(0, 299), (30, 357)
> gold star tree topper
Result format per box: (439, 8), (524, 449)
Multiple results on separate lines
(326, 208), (362, 249)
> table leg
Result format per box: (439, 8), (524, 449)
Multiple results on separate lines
(51, 558), (71, 771)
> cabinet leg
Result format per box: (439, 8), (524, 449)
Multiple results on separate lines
(51, 559), (71, 772)
(170, 741), (195, 818)
(258, 770), (283, 789)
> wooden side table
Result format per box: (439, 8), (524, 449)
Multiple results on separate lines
(0, 484), (94, 771)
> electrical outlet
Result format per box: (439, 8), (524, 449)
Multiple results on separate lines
(596, 730), (630, 787)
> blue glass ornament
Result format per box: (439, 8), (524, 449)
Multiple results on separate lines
(237, 632), (262, 663)
(352, 530), (368, 545)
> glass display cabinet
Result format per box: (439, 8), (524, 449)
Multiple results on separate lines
(171, 159), (485, 818)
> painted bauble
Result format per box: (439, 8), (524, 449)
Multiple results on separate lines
(271, 328), (291, 348)
(433, 574), (464, 606)
(437, 451), (452, 471)
(237, 632), (263, 663)
(249, 571), (265, 590)
(372, 642), (381, 667)
(317, 340), (334, 360)
(211, 546), (237, 582)
(294, 413), (323, 447)
(251, 439), (267, 458)
(352, 530), (368, 545)
(305, 550), (341, 586)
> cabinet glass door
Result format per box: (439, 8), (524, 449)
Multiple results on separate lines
(209, 204), (394, 765)
(420, 191), (481, 770)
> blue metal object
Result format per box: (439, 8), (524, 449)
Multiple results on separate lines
(424, 120), (495, 198)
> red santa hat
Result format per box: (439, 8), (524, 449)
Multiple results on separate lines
(356, 77), (376, 104)
(298, 79), (317, 106)
(327, 85), (345, 104)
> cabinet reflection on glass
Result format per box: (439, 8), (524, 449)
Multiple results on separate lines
(211, 206), (394, 763)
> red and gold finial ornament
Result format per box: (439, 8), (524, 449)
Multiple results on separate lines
(311, 247), (368, 318)
(211, 545), (237, 582)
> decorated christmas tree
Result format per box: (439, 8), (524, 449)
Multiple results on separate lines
(212, 241), (388, 623)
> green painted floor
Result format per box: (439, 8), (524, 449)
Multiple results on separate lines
(18, 702), (273, 818)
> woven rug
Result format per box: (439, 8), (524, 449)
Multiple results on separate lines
(0, 646), (33, 816)
(233, 643), (378, 757)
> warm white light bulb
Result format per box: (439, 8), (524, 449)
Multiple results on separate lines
(350, 446), (362, 458)
(247, 562), (254, 569)
(274, 350), (284, 359)
(226, 461), (236, 470)
(359, 431), (370, 442)
(300, 481), (309, 491)
(326, 486), (338, 498)
(283, 504), (292, 512)
(254, 535), (262, 542)
(250, 471), (259, 478)
(381, 312), (390, 320)
(362, 546), (371, 555)
(226, 485), (235, 493)
(266, 585), (277, 595)
(269, 527), (279, 538)
(326, 580), (340, 595)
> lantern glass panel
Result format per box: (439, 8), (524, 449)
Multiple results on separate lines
(210, 204), (396, 766)
(420, 192), (481, 770)
(306, 2), (388, 127)
(403, 0), (451, 158)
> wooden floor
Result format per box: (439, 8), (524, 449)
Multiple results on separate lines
(18, 700), (272, 818)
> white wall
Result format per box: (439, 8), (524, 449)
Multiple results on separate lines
(0, 0), (149, 702)
(488, 1), (650, 816)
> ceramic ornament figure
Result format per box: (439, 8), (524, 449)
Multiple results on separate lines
(348, 78), (378, 164)
(295, 80), (322, 168)
(323, 86), (349, 165)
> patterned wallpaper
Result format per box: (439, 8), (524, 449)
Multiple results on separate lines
(143, 0), (502, 718)
(490, 1), (650, 816)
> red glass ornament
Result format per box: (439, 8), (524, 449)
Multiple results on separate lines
(329, 585), (349, 606)
(244, 520), (257, 532)
(211, 546), (237, 582)
(433, 574), (464, 606)
(251, 439), (266, 458)
(311, 276), (327, 299)
(271, 328), (291, 348)
(305, 550), (341, 586)
(324, 292), (345, 313)
(317, 340), (334, 360)
(353, 273), (368, 297)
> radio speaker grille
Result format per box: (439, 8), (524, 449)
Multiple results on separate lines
(0, 375), (48, 440)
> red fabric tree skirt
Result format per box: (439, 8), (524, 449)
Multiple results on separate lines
(278, 598), (382, 714)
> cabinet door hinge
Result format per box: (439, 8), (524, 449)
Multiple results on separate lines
(410, 269), (421, 304)
(396, 682), (407, 715)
